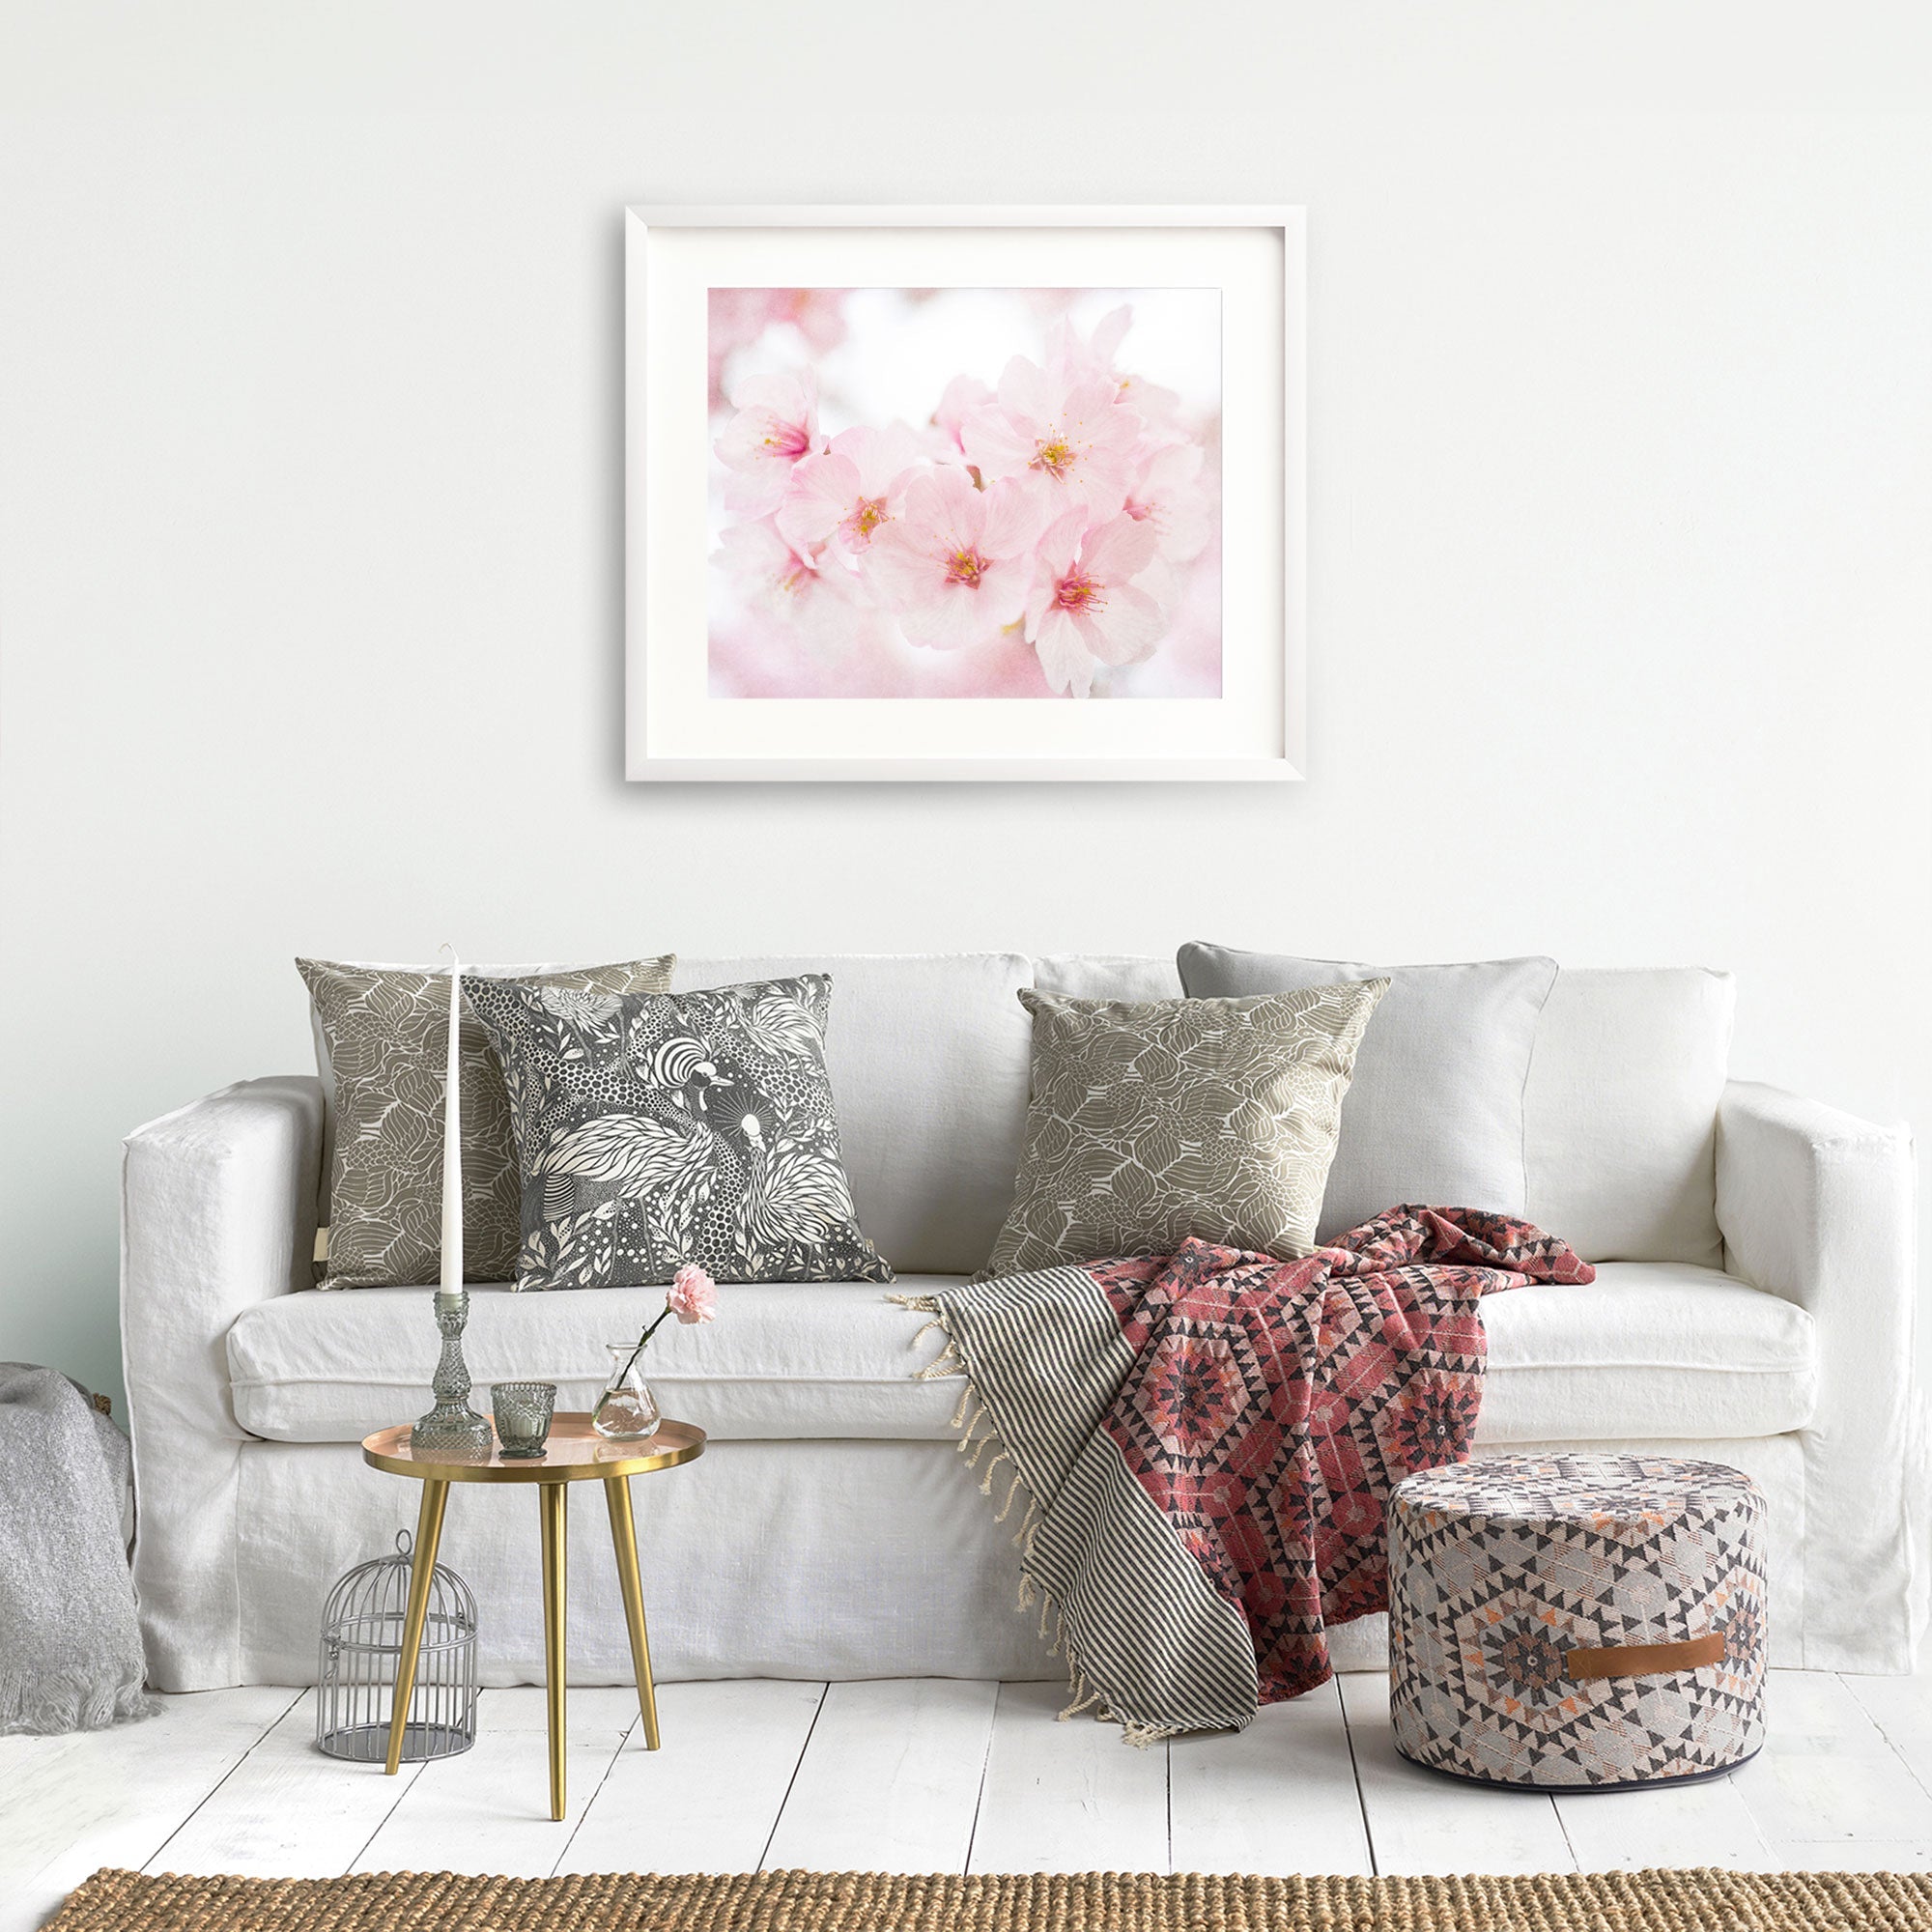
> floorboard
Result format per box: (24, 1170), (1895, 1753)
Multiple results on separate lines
(352, 1689), (634, 1878)
(556, 1679), (826, 1876)
(1843, 1673), (1932, 1806)
(760, 1678), (999, 1874)
(1169, 1677), (1373, 1876)
(147, 1690), (429, 1879)
(1, 1686), (298, 1932)
(967, 1682), (1170, 1874)
(1337, 1671), (1577, 1876)
(1734, 1671), (1932, 1855)
(16, 1666), (1932, 1916)
(1552, 1772), (1773, 1872)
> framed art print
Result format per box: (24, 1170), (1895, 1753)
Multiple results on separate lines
(625, 206), (1304, 781)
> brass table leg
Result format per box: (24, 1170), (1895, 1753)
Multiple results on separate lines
(384, 1478), (449, 1776)
(604, 1474), (661, 1750)
(539, 1482), (568, 1821)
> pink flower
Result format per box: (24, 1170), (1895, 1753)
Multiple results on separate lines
(715, 517), (865, 652)
(1047, 304), (1132, 390)
(960, 356), (1143, 523)
(714, 370), (822, 516)
(708, 291), (850, 411)
(1048, 305), (1182, 436)
(1124, 441), (1211, 563)
(777, 424), (923, 562)
(668, 1262), (718, 1325)
(867, 468), (1040, 650)
(929, 373), (993, 459)
(1023, 510), (1164, 698)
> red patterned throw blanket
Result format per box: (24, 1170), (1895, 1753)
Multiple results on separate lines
(897, 1206), (1593, 1742)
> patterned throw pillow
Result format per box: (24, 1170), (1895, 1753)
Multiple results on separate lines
(978, 982), (1388, 1281)
(298, 956), (675, 1288)
(465, 973), (892, 1290)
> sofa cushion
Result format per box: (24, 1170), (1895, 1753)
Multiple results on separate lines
(299, 954), (675, 1286)
(980, 981), (1386, 1277)
(229, 1278), (966, 1444)
(1032, 953), (1183, 1002)
(1474, 1262), (1813, 1443)
(672, 954), (1033, 1277)
(466, 971), (890, 1290)
(227, 1262), (1814, 1449)
(1524, 967), (1734, 1266)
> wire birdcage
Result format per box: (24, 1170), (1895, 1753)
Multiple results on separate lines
(316, 1529), (477, 1762)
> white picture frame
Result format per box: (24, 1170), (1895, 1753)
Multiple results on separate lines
(625, 205), (1305, 781)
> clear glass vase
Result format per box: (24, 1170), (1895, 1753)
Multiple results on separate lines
(592, 1344), (662, 1440)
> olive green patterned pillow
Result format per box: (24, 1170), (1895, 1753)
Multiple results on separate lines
(298, 955), (675, 1288)
(977, 981), (1388, 1281)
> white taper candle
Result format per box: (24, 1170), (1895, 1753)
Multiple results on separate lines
(440, 945), (463, 1298)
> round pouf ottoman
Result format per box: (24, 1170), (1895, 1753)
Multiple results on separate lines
(1388, 1453), (1766, 1790)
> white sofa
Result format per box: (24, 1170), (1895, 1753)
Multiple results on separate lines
(121, 952), (1921, 1693)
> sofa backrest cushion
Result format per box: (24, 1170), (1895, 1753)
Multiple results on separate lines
(672, 953), (1033, 1277)
(1033, 954), (1183, 1002)
(1523, 967), (1734, 1268)
(1041, 954), (1734, 1268)
(1176, 948), (1558, 1243)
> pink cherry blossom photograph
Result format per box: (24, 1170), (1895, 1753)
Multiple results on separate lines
(708, 288), (1222, 700)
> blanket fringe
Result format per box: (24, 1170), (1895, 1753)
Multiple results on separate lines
(1058, 1681), (1102, 1720)
(993, 1465), (1027, 1524)
(893, 1287), (1161, 1748)
(1012, 1495), (1040, 1550)
(891, 1293), (967, 1381)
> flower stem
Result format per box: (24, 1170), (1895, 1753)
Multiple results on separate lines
(614, 1301), (672, 1387)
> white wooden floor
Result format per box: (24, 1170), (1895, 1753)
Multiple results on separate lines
(8, 1670), (1932, 1931)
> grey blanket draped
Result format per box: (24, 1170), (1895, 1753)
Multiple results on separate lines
(0, 1363), (154, 1734)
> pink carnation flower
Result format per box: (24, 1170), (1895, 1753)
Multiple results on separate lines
(668, 1263), (718, 1325)
(714, 369), (822, 517)
(960, 355), (1143, 524)
(1024, 510), (1164, 699)
(867, 469), (1039, 650)
(777, 423), (923, 562)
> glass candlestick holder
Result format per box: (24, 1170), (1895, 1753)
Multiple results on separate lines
(411, 1289), (493, 1461)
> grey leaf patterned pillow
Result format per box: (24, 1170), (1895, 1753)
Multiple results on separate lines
(298, 955), (675, 1288)
(977, 981), (1388, 1282)
(465, 972), (892, 1290)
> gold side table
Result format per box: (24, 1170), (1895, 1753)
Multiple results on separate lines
(361, 1413), (705, 1820)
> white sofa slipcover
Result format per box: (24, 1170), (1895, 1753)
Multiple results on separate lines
(122, 953), (1919, 1692)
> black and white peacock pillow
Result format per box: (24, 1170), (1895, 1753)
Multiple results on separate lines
(464, 972), (892, 1290)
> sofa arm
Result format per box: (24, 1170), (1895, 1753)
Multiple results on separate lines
(1716, 1079), (1920, 1670)
(121, 1076), (324, 1690)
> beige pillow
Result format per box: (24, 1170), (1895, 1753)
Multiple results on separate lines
(979, 981), (1387, 1281)
(298, 955), (675, 1288)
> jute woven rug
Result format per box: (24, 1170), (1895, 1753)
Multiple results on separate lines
(47, 1865), (1932, 1931)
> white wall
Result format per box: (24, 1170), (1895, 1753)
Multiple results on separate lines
(3, 5), (1929, 1408)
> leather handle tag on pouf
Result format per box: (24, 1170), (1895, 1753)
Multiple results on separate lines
(1565, 1632), (1726, 1681)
